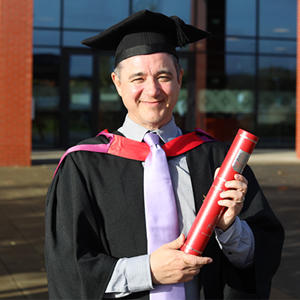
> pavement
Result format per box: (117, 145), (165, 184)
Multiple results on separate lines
(0, 149), (299, 299)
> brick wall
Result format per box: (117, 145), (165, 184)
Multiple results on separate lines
(0, 0), (33, 166)
(297, 0), (300, 158)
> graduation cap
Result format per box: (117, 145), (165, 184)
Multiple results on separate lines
(81, 9), (209, 67)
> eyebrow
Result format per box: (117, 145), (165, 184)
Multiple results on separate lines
(128, 72), (145, 80)
(128, 70), (173, 80)
(156, 70), (173, 77)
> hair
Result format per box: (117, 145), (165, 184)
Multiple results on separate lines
(113, 53), (182, 81)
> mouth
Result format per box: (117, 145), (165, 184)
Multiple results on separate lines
(138, 99), (165, 105)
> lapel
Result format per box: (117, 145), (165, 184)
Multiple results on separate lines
(186, 145), (216, 212)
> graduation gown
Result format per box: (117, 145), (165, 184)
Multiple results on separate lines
(45, 131), (284, 300)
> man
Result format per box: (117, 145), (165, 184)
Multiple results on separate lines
(45, 10), (284, 300)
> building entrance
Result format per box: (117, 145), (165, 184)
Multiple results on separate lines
(59, 48), (126, 148)
(33, 48), (196, 149)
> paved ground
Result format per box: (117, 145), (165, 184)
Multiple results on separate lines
(0, 150), (299, 299)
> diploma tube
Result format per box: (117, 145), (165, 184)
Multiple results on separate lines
(181, 129), (259, 256)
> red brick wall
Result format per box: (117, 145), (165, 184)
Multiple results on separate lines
(297, 0), (300, 158)
(0, 0), (33, 166)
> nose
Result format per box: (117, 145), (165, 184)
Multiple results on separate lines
(144, 78), (161, 98)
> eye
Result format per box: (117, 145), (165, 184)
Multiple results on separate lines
(158, 74), (172, 82)
(131, 77), (144, 83)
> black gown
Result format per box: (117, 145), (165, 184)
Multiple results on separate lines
(45, 132), (284, 300)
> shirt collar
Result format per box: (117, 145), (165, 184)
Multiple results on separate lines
(118, 115), (182, 142)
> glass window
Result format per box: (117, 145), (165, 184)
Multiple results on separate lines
(174, 56), (189, 129)
(132, 0), (190, 23)
(226, 37), (256, 53)
(34, 29), (60, 46)
(70, 55), (93, 109)
(63, 30), (100, 47)
(198, 54), (256, 141)
(69, 55), (93, 144)
(259, 0), (297, 38)
(64, 0), (129, 29)
(98, 55), (125, 131)
(33, 48), (60, 148)
(33, 48), (60, 110)
(258, 55), (296, 147)
(226, 55), (255, 86)
(259, 40), (296, 55)
(226, 0), (256, 36)
(34, 0), (60, 28)
(259, 56), (296, 78)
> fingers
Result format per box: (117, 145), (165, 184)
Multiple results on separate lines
(214, 167), (220, 179)
(225, 175), (247, 191)
(221, 174), (248, 201)
(214, 169), (248, 198)
(182, 254), (213, 267)
(150, 242), (213, 285)
(180, 255), (213, 281)
(164, 233), (185, 250)
(220, 189), (245, 203)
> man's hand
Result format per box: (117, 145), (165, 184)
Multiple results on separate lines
(149, 234), (213, 285)
(214, 168), (248, 231)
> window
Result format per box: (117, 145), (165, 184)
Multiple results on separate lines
(34, 29), (60, 46)
(32, 48), (60, 147)
(258, 56), (296, 147)
(226, 0), (256, 36)
(34, 0), (60, 28)
(132, 0), (190, 22)
(64, 0), (129, 29)
(259, 0), (296, 38)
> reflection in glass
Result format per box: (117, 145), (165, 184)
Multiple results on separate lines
(63, 31), (101, 47)
(226, 37), (255, 53)
(64, 0), (129, 29)
(174, 57), (188, 129)
(34, 0), (60, 28)
(258, 56), (296, 147)
(259, 0), (296, 38)
(33, 48), (60, 148)
(226, 55), (255, 88)
(34, 29), (60, 46)
(32, 114), (59, 148)
(98, 55), (124, 131)
(198, 54), (256, 140)
(259, 56), (296, 74)
(226, 0), (255, 36)
(132, 0), (190, 22)
(259, 40), (296, 55)
(69, 55), (93, 144)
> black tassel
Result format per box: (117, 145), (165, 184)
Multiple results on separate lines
(171, 16), (190, 47)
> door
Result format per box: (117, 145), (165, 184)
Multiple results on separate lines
(60, 48), (96, 147)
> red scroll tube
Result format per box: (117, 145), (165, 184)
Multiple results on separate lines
(181, 129), (259, 256)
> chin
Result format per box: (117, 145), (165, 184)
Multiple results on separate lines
(143, 115), (171, 129)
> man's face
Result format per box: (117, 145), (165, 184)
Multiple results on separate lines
(111, 52), (183, 130)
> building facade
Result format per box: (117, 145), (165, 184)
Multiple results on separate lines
(0, 0), (298, 165)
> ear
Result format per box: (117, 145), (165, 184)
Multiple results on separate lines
(111, 72), (122, 97)
(178, 68), (184, 87)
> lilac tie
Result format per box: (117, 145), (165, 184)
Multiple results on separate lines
(143, 132), (185, 300)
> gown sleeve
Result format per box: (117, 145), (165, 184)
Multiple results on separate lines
(45, 154), (118, 300)
(238, 165), (284, 298)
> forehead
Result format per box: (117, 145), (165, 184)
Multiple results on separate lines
(119, 52), (176, 74)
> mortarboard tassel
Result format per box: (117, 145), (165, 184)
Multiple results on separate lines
(171, 16), (190, 47)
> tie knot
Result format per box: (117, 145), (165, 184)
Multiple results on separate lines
(144, 132), (160, 147)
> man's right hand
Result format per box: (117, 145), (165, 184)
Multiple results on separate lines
(149, 234), (213, 285)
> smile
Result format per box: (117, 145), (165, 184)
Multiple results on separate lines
(139, 100), (164, 105)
